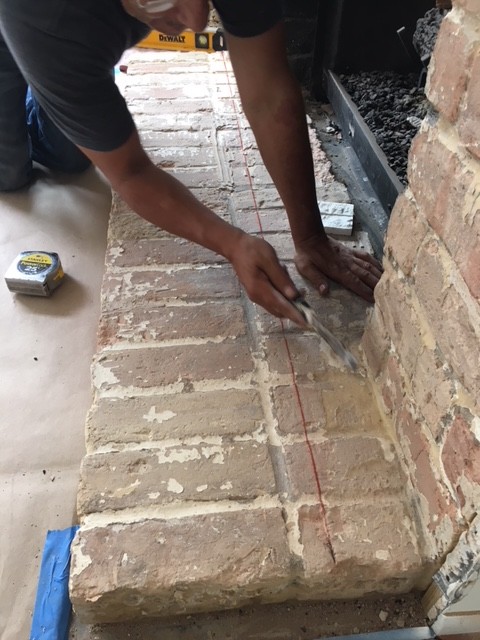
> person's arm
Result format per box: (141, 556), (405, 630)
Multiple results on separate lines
(224, 22), (383, 302)
(78, 129), (305, 324)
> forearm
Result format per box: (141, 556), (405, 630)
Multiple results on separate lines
(226, 23), (326, 246)
(116, 160), (243, 260)
(80, 133), (244, 261)
(242, 71), (326, 244)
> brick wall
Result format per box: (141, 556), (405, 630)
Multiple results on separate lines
(362, 0), (480, 563)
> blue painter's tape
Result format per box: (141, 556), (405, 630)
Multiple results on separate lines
(29, 526), (79, 640)
(318, 628), (435, 640)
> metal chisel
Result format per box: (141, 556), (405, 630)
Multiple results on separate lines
(292, 297), (358, 372)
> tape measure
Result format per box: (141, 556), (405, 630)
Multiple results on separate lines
(4, 251), (65, 296)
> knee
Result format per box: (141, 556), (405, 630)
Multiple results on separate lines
(0, 163), (32, 192)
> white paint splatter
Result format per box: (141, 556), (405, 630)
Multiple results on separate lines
(201, 446), (225, 464)
(143, 406), (177, 424)
(70, 542), (93, 578)
(92, 361), (119, 388)
(472, 416), (480, 443)
(113, 479), (140, 498)
(167, 478), (184, 494)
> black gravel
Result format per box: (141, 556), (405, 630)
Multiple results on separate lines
(337, 8), (447, 186)
(339, 71), (429, 185)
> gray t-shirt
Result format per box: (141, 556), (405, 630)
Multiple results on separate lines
(0, 0), (282, 152)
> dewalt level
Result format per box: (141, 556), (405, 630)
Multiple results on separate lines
(137, 28), (226, 53)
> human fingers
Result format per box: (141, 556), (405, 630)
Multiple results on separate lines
(294, 254), (330, 296)
(351, 255), (383, 289)
(230, 236), (306, 325)
(246, 270), (307, 326)
(352, 248), (384, 274)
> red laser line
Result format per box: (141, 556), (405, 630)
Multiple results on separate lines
(220, 52), (336, 563)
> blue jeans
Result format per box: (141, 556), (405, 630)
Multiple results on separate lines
(0, 34), (90, 192)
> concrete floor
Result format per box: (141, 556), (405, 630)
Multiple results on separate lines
(0, 165), (111, 639)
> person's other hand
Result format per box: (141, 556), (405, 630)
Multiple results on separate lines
(294, 234), (383, 303)
(228, 233), (306, 326)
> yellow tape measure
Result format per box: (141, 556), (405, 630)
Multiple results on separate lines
(4, 251), (65, 296)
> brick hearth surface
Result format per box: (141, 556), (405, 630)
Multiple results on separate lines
(69, 50), (427, 623)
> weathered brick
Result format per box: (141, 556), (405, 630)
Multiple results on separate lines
(92, 340), (254, 392)
(284, 437), (404, 501)
(108, 208), (164, 242)
(263, 334), (329, 378)
(361, 304), (391, 379)
(165, 168), (223, 190)
(230, 166), (275, 192)
(415, 238), (480, 393)
(132, 111), (214, 132)
(455, 0), (480, 13)
(105, 237), (224, 269)
(217, 128), (258, 151)
(408, 127), (466, 235)
(70, 509), (292, 622)
(298, 501), (423, 592)
(124, 73), (212, 88)
(256, 283), (369, 346)
(395, 406), (458, 535)
(320, 372), (387, 437)
(384, 191), (428, 276)
(327, 501), (422, 576)
(78, 441), (276, 515)
(271, 384), (325, 436)
(407, 131), (480, 301)
(108, 190), (231, 242)
(458, 46), (480, 160)
(460, 225), (480, 300)
(231, 187), (284, 213)
(100, 265), (240, 313)
(140, 129), (214, 150)
(86, 389), (265, 448)
(296, 504), (335, 581)
(125, 83), (211, 100)
(378, 353), (406, 417)
(373, 265), (424, 379)
(128, 98), (211, 116)
(426, 16), (477, 123)
(411, 346), (456, 440)
(234, 207), (289, 234)
(126, 62), (210, 75)
(98, 301), (246, 347)
(442, 411), (480, 517)
(148, 145), (216, 168)
(209, 95), (242, 117)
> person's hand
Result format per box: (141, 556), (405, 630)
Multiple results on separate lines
(228, 233), (306, 326)
(294, 234), (383, 303)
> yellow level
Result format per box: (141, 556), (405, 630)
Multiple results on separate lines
(137, 28), (226, 53)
